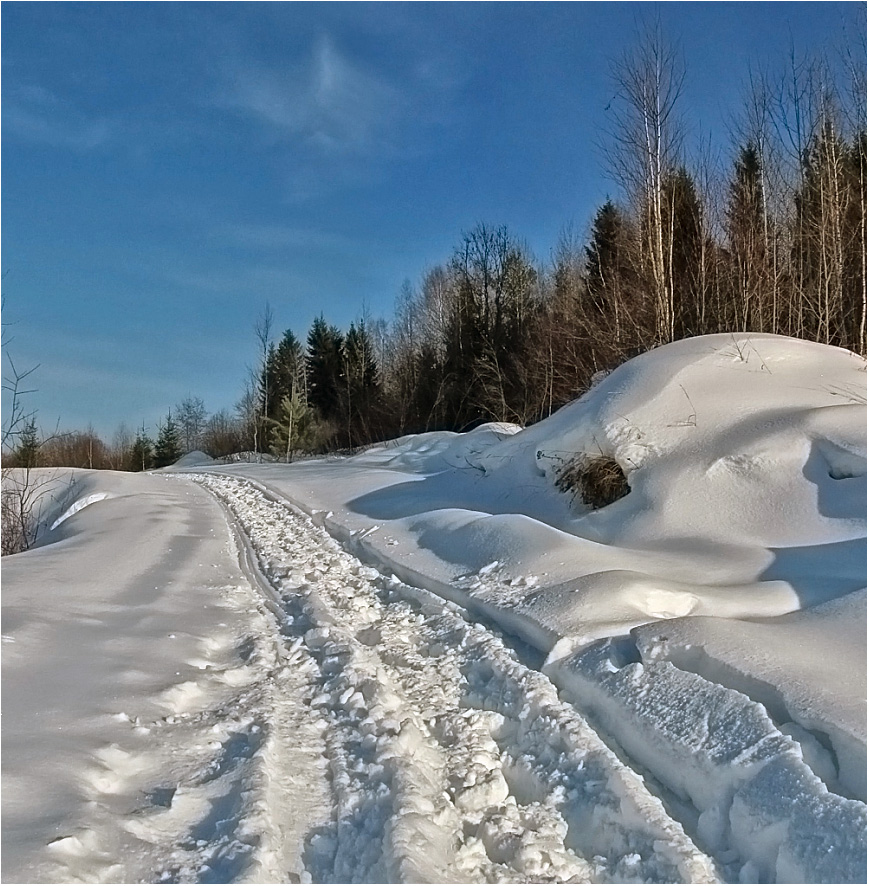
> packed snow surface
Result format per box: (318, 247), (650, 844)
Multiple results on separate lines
(3, 334), (865, 883)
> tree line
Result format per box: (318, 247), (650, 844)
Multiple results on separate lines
(6, 23), (866, 470)
(239, 28), (865, 456)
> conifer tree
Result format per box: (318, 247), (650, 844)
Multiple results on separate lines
(272, 329), (307, 419)
(13, 419), (41, 469)
(662, 166), (705, 338)
(584, 199), (642, 352)
(128, 426), (154, 472)
(268, 393), (316, 462)
(306, 316), (344, 421)
(726, 142), (768, 331)
(153, 412), (183, 468)
(341, 320), (381, 446)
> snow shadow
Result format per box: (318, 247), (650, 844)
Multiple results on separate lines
(300, 799), (391, 883)
(761, 537), (866, 607)
(196, 728), (264, 785)
(764, 438), (868, 607)
(347, 470), (489, 521)
(182, 788), (254, 883)
(803, 438), (866, 521)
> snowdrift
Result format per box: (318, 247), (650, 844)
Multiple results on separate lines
(240, 334), (864, 652)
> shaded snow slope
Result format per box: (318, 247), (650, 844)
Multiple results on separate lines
(549, 636), (866, 883)
(173, 449), (216, 467)
(632, 589), (867, 801)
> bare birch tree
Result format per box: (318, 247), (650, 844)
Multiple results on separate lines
(605, 18), (686, 344)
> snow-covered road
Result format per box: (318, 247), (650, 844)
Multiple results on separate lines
(185, 472), (719, 883)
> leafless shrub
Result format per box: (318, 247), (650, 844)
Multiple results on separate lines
(2, 471), (47, 555)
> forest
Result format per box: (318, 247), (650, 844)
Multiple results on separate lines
(5, 25), (867, 470)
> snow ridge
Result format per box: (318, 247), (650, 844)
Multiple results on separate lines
(548, 638), (867, 883)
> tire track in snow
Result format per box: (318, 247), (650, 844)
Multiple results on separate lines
(189, 472), (720, 884)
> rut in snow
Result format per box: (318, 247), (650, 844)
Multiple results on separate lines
(190, 472), (719, 884)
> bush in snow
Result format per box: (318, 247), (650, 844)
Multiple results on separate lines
(555, 453), (630, 510)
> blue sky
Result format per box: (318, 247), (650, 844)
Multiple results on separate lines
(2, 1), (864, 439)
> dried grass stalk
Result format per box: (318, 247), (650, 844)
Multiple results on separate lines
(555, 454), (630, 509)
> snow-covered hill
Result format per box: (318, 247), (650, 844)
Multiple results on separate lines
(3, 334), (865, 883)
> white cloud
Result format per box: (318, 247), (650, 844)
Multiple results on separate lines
(3, 86), (115, 151)
(220, 35), (399, 152)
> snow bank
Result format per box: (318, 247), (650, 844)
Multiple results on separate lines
(2, 471), (284, 882)
(352, 422), (522, 473)
(171, 449), (216, 467)
(549, 638), (867, 883)
(217, 332), (865, 669)
(632, 589), (867, 802)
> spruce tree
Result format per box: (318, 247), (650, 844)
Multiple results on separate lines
(306, 316), (344, 421)
(14, 419), (41, 469)
(268, 393), (315, 462)
(341, 320), (381, 446)
(585, 201), (633, 309)
(726, 142), (767, 332)
(258, 342), (279, 428)
(153, 412), (183, 468)
(128, 426), (154, 472)
(272, 329), (306, 418)
(661, 167), (705, 338)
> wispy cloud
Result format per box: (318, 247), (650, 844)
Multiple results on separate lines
(2, 85), (115, 151)
(219, 35), (399, 153)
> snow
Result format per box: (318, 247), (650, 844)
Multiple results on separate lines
(3, 333), (865, 883)
(173, 449), (216, 467)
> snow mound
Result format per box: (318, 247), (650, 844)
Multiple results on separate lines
(172, 450), (215, 467)
(353, 422), (522, 473)
(487, 333), (865, 550)
(332, 334), (865, 651)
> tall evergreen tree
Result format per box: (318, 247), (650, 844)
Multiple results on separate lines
(153, 412), (183, 468)
(662, 166), (705, 338)
(726, 142), (768, 331)
(258, 342), (280, 429)
(273, 329), (307, 415)
(584, 199), (642, 352)
(340, 320), (381, 446)
(128, 426), (154, 472)
(443, 224), (537, 427)
(306, 316), (344, 422)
